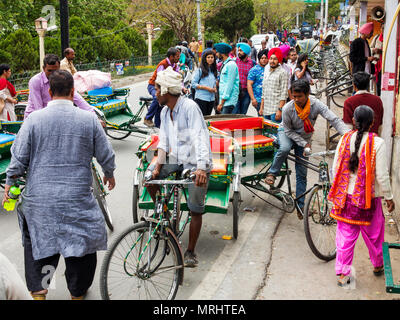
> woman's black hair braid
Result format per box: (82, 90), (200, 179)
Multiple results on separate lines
(348, 105), (374, 173)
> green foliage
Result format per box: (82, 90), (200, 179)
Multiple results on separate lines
(205, 0), (255, 41)
(153, 29), (178, 55)
(204, 29), (226, 44)
(112, 22), (147, 57)
(0, 29), (39, 72)
(69, 16), (99, 64)
(96, 29), (130, 60)
(45, 33), (61, 57)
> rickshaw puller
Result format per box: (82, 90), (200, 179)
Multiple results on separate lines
(145, 67), (213, 268)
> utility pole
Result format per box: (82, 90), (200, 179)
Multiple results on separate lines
(60, 0), (69, 57)
(320, 0), (324, 31)
(324, 0), (329, 31)
(196, 0), (202, 42)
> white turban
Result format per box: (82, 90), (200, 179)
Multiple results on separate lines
(155, 66), (182, 96)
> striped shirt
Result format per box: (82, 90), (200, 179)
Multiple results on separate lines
(261, 65), (289, 116)
(236, 57), (255, 89)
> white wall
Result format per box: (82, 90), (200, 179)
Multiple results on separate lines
(381, 0), (398, 169)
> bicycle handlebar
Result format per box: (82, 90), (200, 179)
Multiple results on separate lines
(144, 169), (196, 185)
(308, 150), (336, 158)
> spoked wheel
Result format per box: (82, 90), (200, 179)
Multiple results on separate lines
(106, 127), (132, 140)
(92, 169), (113, 232)
(100, 222), (184, 300)
(172, 189), (191, 239)
(303, 184), (336, 261)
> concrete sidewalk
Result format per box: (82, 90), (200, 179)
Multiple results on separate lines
(256, 92), (400, 300)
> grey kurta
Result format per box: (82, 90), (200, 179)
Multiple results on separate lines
(6, 100), (116, 260)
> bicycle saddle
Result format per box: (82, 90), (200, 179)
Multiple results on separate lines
(140, 96), (153, 102)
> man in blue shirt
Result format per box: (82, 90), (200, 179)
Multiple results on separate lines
(247, 49), (268, 114)
(214, 43), (240, 114)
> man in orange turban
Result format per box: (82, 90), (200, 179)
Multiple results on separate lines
(268, 47), (283, 64)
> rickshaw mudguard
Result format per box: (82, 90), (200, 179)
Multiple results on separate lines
(166, 227), (184, 285)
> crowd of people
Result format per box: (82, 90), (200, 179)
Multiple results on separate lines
(0, 21), (395, 299)
(142, 35), (317, 128)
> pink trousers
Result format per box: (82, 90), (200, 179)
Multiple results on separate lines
(335, 199), (385, 276)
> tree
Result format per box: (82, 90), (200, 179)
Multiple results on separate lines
(127, 0), (223, 42)
(69, 16), (98, 64)
(153, 29), (179, 55)
(254, 0), (304, 33)
(205, 0), (255, 41)
(112, 22), (147, 57)
(1, 29), (39, 72)
(96, 29), (130, 61)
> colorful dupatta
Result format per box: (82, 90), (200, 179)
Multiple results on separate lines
(328, 131), (377, 226)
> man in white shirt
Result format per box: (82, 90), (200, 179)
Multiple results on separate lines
(146, 67), (213, 268)
(287, 48), (298, 75)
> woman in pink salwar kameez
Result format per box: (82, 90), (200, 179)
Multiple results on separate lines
(329, 105), (394, 286)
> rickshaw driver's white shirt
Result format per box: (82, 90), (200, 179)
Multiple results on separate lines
(157, 96), (213, 171)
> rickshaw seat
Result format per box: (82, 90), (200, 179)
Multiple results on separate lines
(87, 86), (113, 96)
(209, 117), (264, 132)
(235, 135), (274, 148)
(210, 137), (233, 153)
(140, 135), (159, 152)
(211, 157), (228, 175)
(0, 133), (15, 155)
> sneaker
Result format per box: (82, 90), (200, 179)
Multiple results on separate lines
(184, 250), (198, 268)
(144, 119), (154, 127)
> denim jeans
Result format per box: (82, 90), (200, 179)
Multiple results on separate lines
(263, 113), (282, 123)
(233, 89), (251, 114)
(222, 105), (235, 114)
(268, 129), (308, 208)
(145, 84), (163, 128)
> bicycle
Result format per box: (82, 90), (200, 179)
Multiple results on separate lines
(241, 149), (337, 261)
(100, 169), (194, 300)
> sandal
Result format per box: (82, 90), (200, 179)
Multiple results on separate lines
(265, 174), (276, 186)
(337, 275), (351, 287)
(373, 266), (384, 276)
(30, 293), (46, 300)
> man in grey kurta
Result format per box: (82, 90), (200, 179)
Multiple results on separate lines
(3, 70), (116, 300)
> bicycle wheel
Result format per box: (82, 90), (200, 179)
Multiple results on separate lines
(330, 94), (344, 108)
(106, 127), (131, 140)
(303, 184), (336, 261)
(100, 221), (184, 300)
(92, 168), (113, 232)
(173, 189), (190, 239)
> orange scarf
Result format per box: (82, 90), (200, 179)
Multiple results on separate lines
(294, 99), (314, 133)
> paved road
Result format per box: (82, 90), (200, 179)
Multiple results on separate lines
(0, 77), (398, 300)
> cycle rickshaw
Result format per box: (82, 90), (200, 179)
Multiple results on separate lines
(100, 114), (338, 300)
(82, 86), (153, 140)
